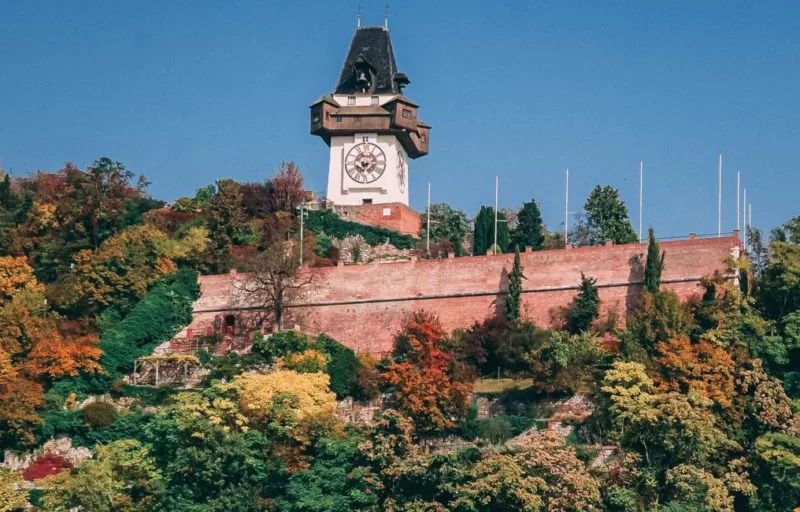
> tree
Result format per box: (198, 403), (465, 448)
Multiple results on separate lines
(0, 255), (43, 302)
(529, 331), (607, 394)
(644, 228), (665, 294)
(420, 203), (469, 256)
(56, 224), (176, 316)
(382, 311), (472, 433)
(0, 468), (27, 512)
(753, 432), (800, 510)
(208, 179), (247, 272)
(513, 431), (603, 511)
(759, 241), (800, 320)
(451, 454), (545, 512)
(573, 185), (638, 246)
(566, 273), (600, 334)
(655, 337), (736, 411)
(511, 199), (545, 251)
(473, 206), (493, 256)
(0, 173), (12, 210)
(145, 389), (269, 512)
(233, 240), (315, 329)
(600, 362), (737, 471)
(41, 439), (162, 512)
(504, 246), (525, 324)
(231, 370), (337, 433)
(268, 162), (305, 212)
(664, 464), (734, 512)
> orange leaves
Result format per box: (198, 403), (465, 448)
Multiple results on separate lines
(23, 330), (102, 379)
(383, 311), (472, 433)
(0, 256), (43, 302)
(655, 336), (736, 410)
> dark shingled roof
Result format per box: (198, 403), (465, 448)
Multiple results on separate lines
(335, 27), (408, 95)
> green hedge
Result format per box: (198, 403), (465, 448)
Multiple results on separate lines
(49, 269), (200, 397)
(305, 209), (416, 249)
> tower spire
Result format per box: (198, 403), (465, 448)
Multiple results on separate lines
(357, 3), (361, 28)
(384, 1), (389, 30)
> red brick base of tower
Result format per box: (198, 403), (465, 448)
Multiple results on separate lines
(334, 203), (421, 237)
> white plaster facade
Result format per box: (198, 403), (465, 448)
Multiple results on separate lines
(326, 132), (409, 206)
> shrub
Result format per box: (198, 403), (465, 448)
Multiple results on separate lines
(22, 453), (73, 481)
(253, 331), (313, 363)
(305, 209), (416, 249)
(283, 349), (328, 373)
(317, 335), (360, 399)
(82, 401), (118, 429)
(479, 417), (512, 444)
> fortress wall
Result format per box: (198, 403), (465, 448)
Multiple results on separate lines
(186, 235), (740, 354)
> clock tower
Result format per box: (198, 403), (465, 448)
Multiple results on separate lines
(310, 25), (430, 207)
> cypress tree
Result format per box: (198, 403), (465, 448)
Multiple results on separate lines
(504, 246), (526, 323)
(566, 273), (600, 334)
(473, 206), (494, 256)
(644, 227), (665, 294)
(0, 174), (11, 210)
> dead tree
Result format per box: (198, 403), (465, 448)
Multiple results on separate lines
(232, 240), (316, 329)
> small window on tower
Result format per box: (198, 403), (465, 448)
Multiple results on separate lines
(362, 136), (369, 142)
(348, 96), (356, 105)
(371, 95), (379, 105)
(336, 115), (343, 123)
(420, 134), (427, 143)
(402, 108), (413, 119)
(362, 199), (373, 205)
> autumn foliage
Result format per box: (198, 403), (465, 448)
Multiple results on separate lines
(22, 452), (73, 481)
(382, 311), (473, 433)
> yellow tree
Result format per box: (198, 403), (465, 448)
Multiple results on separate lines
(0, 256), (42, 302)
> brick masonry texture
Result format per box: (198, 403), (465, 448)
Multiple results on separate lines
(181, 235), (740, 354)
(335, 202), (421, 237)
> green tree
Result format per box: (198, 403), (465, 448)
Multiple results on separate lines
(644, 227), (665, 294)
(451, 454), (545, 512)
(511, 199), (544, 250)
(754, 432), (800, 511)
(473, 206), (509, 255)
(0, 174), (12, 210)
(566, 273), (600, 334)
(574, 185), (638, 246)
(208, 179), (247, 273)
(41, 439), (162, 512)
(504, 246), (525, 324)
(420, 203), (470, 256)
(473, 206), (493, 256)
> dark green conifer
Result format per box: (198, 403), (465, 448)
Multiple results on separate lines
(504, 246), (526, 323)
(644, 227), (665, 294)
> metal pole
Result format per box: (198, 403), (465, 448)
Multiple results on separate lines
(718, 153), (722, 237)
(494, 175), (498, 254)
(298, 206), (304, 266)
(743, 188), (747, 251)
(564, 169), (569, 243)
(426, 182), (431, 255)
(736, 171), (740, 235)
(639, 161), (644, 242)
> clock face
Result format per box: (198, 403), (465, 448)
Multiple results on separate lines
(396, 150), (406, 193)
(345, 143), (386, 184)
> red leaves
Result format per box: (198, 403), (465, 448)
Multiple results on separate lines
(22, 453), (73, 481)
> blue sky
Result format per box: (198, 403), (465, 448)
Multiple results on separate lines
(1, 1), (798, 238)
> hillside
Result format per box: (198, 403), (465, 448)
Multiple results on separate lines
(0, 160), (799, 511)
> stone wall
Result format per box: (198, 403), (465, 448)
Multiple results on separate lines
(177, 235), (740, 354)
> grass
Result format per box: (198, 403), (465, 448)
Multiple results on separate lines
(473, 378), (534, 394)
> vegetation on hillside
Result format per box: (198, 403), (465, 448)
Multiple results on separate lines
(0, 159), (799, 510)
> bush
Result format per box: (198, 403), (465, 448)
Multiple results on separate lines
(82, 401), (118, 429)
(283, 349), (328, 373)
(22, 453), (73, 481)
(253, 331), (313, 363)
(317, 335), (360, 399)
(478, 417), (512, 444)
(305, 209), (416, 249)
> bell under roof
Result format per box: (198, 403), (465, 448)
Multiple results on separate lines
(334, 26), (409, 95)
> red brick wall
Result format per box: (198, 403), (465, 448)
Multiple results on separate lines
(335, 203), (421, 237)
(184, 235), (740, 355)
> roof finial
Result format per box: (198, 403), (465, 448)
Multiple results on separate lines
(357, 3), (361, 28)
(384, 1), (389, 30)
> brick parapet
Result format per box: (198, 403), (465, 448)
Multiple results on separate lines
(182, 235), (740, 354)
